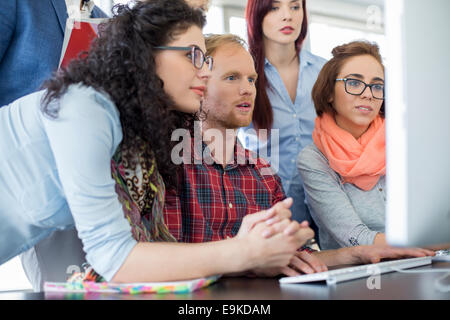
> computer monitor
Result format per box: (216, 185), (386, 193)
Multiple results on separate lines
(385, 0), (450, 247)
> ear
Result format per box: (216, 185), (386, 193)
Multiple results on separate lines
(328, 95), (334, 104)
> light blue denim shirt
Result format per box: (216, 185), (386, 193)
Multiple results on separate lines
(238, 49), (326, 223)
(0, 84), (137, 281)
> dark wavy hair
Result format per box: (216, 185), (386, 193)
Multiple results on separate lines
(246, 0), (308, 130)
(41, 0), (206, 189)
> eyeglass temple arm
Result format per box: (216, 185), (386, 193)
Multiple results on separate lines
(154, 46), (193, 51)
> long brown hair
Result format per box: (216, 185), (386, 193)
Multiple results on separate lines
(246, 0), (308, 130)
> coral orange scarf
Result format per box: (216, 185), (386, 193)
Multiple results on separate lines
(312, 113), (386, 191)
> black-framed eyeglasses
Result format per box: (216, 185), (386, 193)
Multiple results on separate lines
(155, 46), (213, 71)
(336, 78), (385, 100)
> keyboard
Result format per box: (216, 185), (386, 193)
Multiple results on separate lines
(433, 249), (450, 261)
(279, 256), (432, 285)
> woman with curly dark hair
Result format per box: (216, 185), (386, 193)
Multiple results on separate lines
(0, 0), (305, 284)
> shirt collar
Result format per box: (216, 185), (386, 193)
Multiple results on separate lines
(192, 138), (257, 169)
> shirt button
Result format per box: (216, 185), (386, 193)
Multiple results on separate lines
(293, 114), (297, 118)
(229, 203), (233, 209)
(291, 159), (295, 163)
(379, 188), (383, 192)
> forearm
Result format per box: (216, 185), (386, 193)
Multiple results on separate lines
(111, 200), (313, 283)
(312, 247), (360, 267)
(111, 238), (249, 283)
(301, 185), (375, 247)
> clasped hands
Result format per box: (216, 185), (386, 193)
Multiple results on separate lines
(235, 198), (327, 277)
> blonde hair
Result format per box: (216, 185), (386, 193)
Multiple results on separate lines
(205, 33), (248, 57)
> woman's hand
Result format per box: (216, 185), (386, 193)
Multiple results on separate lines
(233, 198), (315, 273)
(250, 250), (328, 277)
(236, 198), (314, 242)
(235, 216), (314, 272)
(351, 245), (435, 264)
(235, 198), (293, 239)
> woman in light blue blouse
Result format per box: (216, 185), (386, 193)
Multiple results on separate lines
(0, 0), (311, 283)
(239, 0), (326, 230)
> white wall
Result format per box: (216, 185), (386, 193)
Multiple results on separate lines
(0, 258), (31, 292)
(208, 0), (386, 60)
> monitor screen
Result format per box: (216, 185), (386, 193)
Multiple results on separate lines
(385, 0), (450, 247)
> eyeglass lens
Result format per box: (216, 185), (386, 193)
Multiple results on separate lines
(192, 47), (213, 70)
(346, 79), (384, 99)
(192, 47), (203, 69)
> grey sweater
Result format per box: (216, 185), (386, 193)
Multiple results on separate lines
(297, 144), (385, 250)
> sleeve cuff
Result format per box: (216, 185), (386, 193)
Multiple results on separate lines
(87, 237), (137, 282)
(347, 226), (378, 247)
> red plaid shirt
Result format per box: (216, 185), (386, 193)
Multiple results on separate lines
(163, 140), (286, 242)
